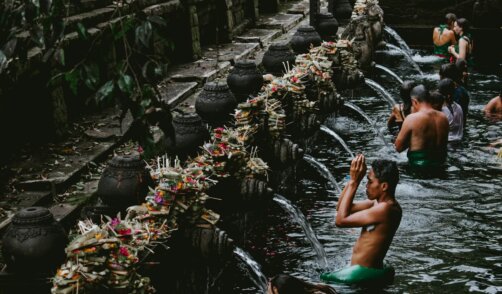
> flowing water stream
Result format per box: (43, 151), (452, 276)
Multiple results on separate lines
(273, 194), (328, 269)
(365, 78), (397, 107)
(384, 43), (424, 75)
(375, 64), (404, 84)
(303, 155), (342, 194)
(234, 247), (268, 293)
(343, 101), (389, 146)
(320, 125), (356, 158)
(384, 26), (412, 56)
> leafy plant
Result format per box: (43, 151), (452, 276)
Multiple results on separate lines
(1, 0), (175, 158)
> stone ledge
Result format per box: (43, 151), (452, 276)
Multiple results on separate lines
(286, 0), (310, 16)
(235, 29), (282, 47)
(203, 42), (260, 65)
(12, 108), (133, 193)
(256, 13), (304, 33)
(169, 60), (231, 84)
(158, 81), (199, 108)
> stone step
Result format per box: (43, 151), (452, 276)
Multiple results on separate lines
(235, 29), (282, 47)
(158, 81), (198, 108)
(202, 42), (260, 65)
(286, 0), (310, 16)
(169, 60), (231, 84)
(13, 108), (132, 193)
(256, 13), (304, 33)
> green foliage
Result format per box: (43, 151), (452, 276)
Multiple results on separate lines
(1, 0), (175, 157)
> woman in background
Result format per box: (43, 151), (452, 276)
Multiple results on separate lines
(433, 13), (457, 60)
(448, 18), (474, 65)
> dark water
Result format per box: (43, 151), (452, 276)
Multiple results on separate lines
(234, 52), (502, 293)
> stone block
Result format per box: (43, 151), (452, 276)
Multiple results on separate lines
(169, 60), (231, 83)
(235, 28), (282, 47)
(256, 13), (303, 33)
(157, 81), (198, 107)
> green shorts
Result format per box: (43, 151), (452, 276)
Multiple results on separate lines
(320, 264), (395, 284)
(407, 149), (446, 169)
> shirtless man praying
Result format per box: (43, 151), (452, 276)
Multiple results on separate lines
(321, 154), (402, 284)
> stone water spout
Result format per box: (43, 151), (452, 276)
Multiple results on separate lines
(341, 15), (375, 70)
(341, 0), (385, 70)
(272, 137), (304, 164)
(329, 44), (365, 90)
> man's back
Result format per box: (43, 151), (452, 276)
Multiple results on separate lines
(351, 201), (402, 268)
(401, 109), (449, 151)
(485, 96), (502, 116)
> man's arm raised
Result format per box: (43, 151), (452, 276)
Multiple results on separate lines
(335, 154), (374, 226)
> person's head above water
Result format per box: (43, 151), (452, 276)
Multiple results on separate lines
(367, 159), (399, 197)
(454, 18), (470, 36)
(438, 78), (456, 102)
(400, 80), (417, 113)
(430, 91), (445, 111)
(439, 63), (461, 82)
(268, 274), (337, 294)
(410, 84), (431, 103)
(445, 13), (457, 29)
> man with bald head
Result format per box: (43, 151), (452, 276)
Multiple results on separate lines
(395, 85), (449, 168)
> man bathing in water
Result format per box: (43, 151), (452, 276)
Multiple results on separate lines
(395, 85), (449, 168)
(484, 90), (502, 120)
(321, 155), (401, 284)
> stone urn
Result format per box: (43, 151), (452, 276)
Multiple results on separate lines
(97, 154), (153, 213)
(186, 226), (234, 259)
(2, 207), (68, 274)
(195, 81), (237, 127)
(226, 60), (264, 103)
(290, 26), (322, 54)
(331, 0), (353, 23)
(165, 113), (210, 159)
(262, 41), (296, 76)
(316, 12), (339, 41)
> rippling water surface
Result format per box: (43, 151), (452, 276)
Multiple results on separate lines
(233, 52), (501, 293)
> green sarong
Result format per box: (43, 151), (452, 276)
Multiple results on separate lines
(320, 264), (395, 284)
(407, 149), (446, 168)
(433, 25), (451, 58)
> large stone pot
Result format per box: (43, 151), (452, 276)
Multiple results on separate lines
(165, 113), (210, 159)
(316, 12), (339, 41)
(331, 0), (352, 23)
(97, 154), (153, 213)
(262, 41), (296, 76)
(195, 81), (237, 127)
(290, 26), (322, 54)
(2, 207), (68, 274)
(186, 225), (234, 259)
(227, 60), (264, 103)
